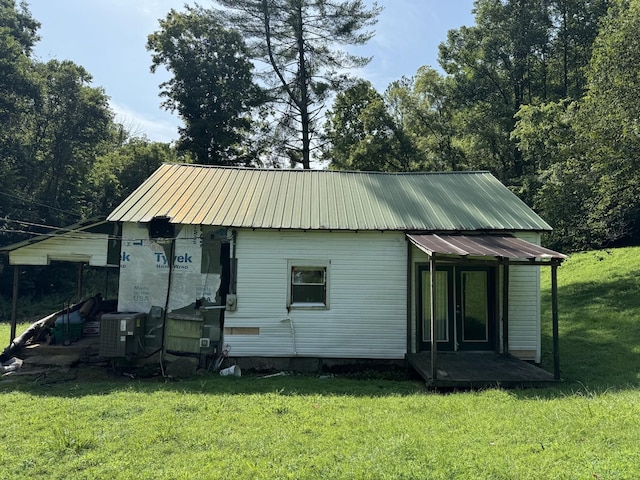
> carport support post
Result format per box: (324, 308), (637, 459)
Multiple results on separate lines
(10, 266), (19, 342)
(430, 253), (437, 381)
(76, 263), (84, 302)
(552, 263), (560, 380)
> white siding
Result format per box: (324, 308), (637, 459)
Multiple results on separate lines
(9, 234), (109, 266)
(509, 232), (542, 362)
(225, 230), (408, 359)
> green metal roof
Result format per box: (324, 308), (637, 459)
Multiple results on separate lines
(107, 164), (552, 232)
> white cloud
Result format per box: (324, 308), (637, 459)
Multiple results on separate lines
(110, 101), (180, 144)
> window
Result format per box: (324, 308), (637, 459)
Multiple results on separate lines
(289, 264), (328, 308)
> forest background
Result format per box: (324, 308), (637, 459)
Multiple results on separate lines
(1, 0), (639, 301)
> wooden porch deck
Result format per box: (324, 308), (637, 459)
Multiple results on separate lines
(406, 352), (558, 388)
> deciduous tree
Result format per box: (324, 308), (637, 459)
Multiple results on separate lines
(323, 80), (411, 171)
(147, 5), (264, 165)
(575, 0), (640, 245)
(0, 0), (40, 213)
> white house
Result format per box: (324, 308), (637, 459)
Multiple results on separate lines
(107, 164), (565, 384)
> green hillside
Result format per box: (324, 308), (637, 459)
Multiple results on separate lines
(541, 247), (640, 388)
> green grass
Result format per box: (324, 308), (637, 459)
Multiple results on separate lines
(541, 247), (640, 388)
(1, 248), (639, 479)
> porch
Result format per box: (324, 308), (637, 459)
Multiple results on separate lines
(407, 352), (557, 388)
(406, 234), (567, 387)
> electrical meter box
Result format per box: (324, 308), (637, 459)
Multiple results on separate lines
(99, 312), (146, 357)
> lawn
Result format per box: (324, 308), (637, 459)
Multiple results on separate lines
(0, 248), (639, 479)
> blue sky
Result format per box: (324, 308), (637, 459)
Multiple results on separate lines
(27, 0), (476, 143)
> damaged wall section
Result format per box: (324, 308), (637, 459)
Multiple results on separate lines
(117, 223), (230, 313)
(117, 222), (231, 359)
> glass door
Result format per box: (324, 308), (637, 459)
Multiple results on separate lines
(456, 268), (495, 351)
(418, 265), (495, 352)
(419, 267), (454, 351)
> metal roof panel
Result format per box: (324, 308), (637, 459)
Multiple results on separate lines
(107, 164), (553, 232)
(407, 234), (566, 260)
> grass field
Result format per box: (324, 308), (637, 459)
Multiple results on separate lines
(1, 248), (639, 479)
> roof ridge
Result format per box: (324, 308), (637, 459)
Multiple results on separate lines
(164, 163), (491, 176)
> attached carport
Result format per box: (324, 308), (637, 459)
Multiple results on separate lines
(0, 218), (120, 342)
(406, 233), (566, 387)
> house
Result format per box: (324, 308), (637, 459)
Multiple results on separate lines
(106, 163), (566, 386)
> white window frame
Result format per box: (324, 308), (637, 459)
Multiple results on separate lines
(287, 260), (330, 309)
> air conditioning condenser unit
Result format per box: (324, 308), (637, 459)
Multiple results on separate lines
(99, 312), (146, 357)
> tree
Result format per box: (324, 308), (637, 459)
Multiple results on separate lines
(324, 69), (469, 173)
(511, 100), (590, 249)
(323, 80), (413, 171)
(438, 0), (553, 182)
(19, 60), (113, 223)
(89, 136), (182, 215)
(548, 0), (610, 99)
(147, 5), (264, 165)
(437, 0), (609, 187)
(0, 0), (40, 208)
(215, 0), (381, 169)
(0, 2), (113, 241)
(384, 67), (466, 171)
(511, 0), (640, 250)
(575, 0), (640, 245)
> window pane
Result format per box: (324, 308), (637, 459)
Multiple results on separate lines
(291, 284), (325, 304)
(292, 268), (324, 285)
(290, 266), (327, 305)
(422, 270), (449, 342)
(462, 271), (488, 341)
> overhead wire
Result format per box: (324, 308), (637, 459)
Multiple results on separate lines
(0, 218), (185, 243)
(0, 191), (82, 218)
(0, 217), (81, 233)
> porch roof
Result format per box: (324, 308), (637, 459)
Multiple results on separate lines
(407, 233), (566, 262)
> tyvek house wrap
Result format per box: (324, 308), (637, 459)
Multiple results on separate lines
(117, 223), (221, 313)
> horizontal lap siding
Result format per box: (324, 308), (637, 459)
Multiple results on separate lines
(509, 233), (542, 361)
(225, 230), (407, 359)
(9, 235), (109, 266)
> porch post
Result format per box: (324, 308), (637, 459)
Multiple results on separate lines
(551, 263), (560, 380)
(502, 261), (509, 355)
(76, 262), (84, 302)
(406, 239), (412, 354)
(10, 266), (19, 342)
(430, 253), (437, 381)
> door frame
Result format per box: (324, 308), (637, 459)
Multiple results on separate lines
(416, 263), (498, 352)
(455, 266), (496, 351)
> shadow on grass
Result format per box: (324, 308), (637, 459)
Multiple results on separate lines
(0, 363), (429, 398)
(513, 272), (640, 400)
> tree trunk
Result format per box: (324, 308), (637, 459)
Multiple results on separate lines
(294, 3), (311, 169)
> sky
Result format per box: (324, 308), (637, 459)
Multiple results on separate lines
(27, 0), (476, 144)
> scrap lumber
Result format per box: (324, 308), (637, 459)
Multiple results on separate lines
(0, 310), (62, 363)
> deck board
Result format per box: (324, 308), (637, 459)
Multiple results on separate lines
(407, 352), (558, 388)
